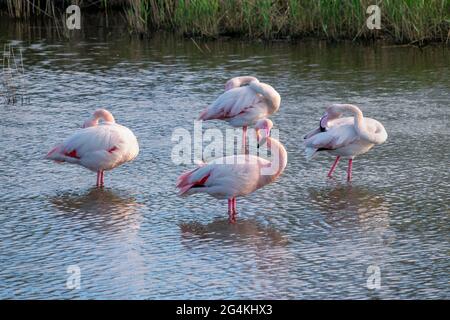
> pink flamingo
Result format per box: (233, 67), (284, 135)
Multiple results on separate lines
(198, 76), (280, 150)
(304, 104), (387, 181)
(177, 123), (286, 223)
(45, 109), (139, 187)
(254, 118), (273, 148)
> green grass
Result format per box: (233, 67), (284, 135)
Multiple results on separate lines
(173, 0), (220, 36)
(1, 0), (449, 43)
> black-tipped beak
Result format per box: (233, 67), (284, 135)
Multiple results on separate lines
(256, 130), (261, 149)
(319, 114), (328, 132)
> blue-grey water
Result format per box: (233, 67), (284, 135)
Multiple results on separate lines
(0, 18), (449, 299)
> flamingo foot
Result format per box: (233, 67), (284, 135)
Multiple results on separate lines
(327, 156), (341, 178)
(347, 159), (353, 182)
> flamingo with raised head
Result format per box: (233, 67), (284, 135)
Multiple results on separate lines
(45, 109), (139, 187)
(304, 104), (387, 181)
(198, 76), (280, 151)
(176, 129), (287, 223)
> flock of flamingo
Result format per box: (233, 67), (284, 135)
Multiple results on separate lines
(46, 76), (388, 223)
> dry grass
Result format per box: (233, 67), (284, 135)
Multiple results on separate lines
(1, 44), (28, 105)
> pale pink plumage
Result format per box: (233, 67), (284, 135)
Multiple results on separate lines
(304, 104), (387, 181)
(199, 76), (281, 128)
(177, 137), (287, 223)
(45, 109), (139, 187)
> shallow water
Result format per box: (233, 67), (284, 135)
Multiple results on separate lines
(0, 18), (449, 299)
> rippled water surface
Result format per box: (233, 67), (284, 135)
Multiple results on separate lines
(0, 18), (449, 299)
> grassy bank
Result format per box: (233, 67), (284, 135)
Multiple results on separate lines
(1, 0), (449, 44)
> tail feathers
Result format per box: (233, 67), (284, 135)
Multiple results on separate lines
(45, 145), (80, 164)
(45, 145), (61, 159)
(305, 147), (318, 160)
(178, 183), (195, 197)
(45, 145), (68, 163)
(176, 168), (196, 188)
(176, 166), (211, 196)
(198, 108), (209, 120)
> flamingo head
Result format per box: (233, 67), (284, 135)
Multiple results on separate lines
(304, 105), (343, 139)
(225, 76), (259, 91)
(319, 105), (343, 131)
(224, 78), (238, 91)
(258, 136), (273, 150)
(82, 118), (97, 128)
(82, 109), (115, 128)
(325, 105), (344, 119)
(319, 114), (328, 132)
(255, 118), (273, 148)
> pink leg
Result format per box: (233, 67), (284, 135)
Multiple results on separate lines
(100, 170), (104, 187)
(228, 199), (236, 223)
(347, 159), (353, 182)
(232, 198), (237, 215)
(327, 156), (341, 177)
(96, 171), (100, 187)
(242, 126), (248, 154)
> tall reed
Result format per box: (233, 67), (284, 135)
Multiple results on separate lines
(5, 0), (57, 18)
(2, 0), (449, 43)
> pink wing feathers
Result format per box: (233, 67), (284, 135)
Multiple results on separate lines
(176, 154), (271, 198)
(176, 164), (212, 196)
(46, 124), (138, 171)
(304, 117), (359, 159)
(199, 86), (259, 121)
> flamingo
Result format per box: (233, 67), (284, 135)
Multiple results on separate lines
(45, 109), (139, 187)
(176, 130), (287, 223)
(254, 118), (273, 149)
(198, 76), (280, 151)
(304, 104), (387, 181)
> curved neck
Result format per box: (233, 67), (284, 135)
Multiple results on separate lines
(249, 81), (281, 113)
(226, 76), (259, 90)
(334, 104), (386, 144)
(94, 109), (115, 123)
(335, 104), (370, 141)
(259, 137), (287, 185)
(236, 76), (259, 86)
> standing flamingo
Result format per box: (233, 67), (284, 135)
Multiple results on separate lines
(304, 104), (387, 181)
(176, 131), (287, 223)
(198, 76), (280, 151)
(45, 109), (139, 187)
